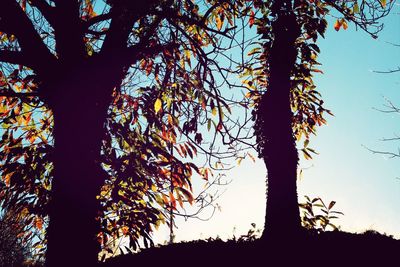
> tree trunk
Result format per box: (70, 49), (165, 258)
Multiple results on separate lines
(45, 61), (122, 267)
(258, 8), (302, 240)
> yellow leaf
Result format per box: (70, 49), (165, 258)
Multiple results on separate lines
(0, 104), (7, 114)
(380, 0), (387, 8)
(211, 107), (217, 116)
(151, 184), (157, 192)
(154, 98), (162, 113)
(184, 49), (191, 60)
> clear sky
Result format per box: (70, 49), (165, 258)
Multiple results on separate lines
(153, 5), (400, 243)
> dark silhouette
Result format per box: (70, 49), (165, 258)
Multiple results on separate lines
(101, 230), (400, 267)
(0, 1), (242, 265)
(255, 1), (302, 239)
(1, 1), (171, 266)
(0, 1), (395, 266)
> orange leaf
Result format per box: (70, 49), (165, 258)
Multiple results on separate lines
(35, 217), (43, 230)
(169, 192), (176, 209)
(334, 20), (341, 31)
(4, 172), (13, 186)
(216, 16), (223, 31)
(121, 225), (129, 235)
(342, 20), (348, 30)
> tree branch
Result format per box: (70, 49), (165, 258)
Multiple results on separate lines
(52, 1), (86, 61)
(373, 67), (400, 74)
(85, 13), (113, 29)
(0, 91), (39, 98)
(29, 0), (57, 26)
(121, 42), (177, 67)
(0, 50), (33, 68)
(0, 0), (56, 71)
(101, 1), (159, 56)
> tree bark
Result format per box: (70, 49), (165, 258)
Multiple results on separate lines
(44, 60), (123, 267)
(258, 8), (302, 240)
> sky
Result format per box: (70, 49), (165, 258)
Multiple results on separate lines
(152, 4), (400, 244)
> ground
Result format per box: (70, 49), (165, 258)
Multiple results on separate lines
(101, 230), (400, 267)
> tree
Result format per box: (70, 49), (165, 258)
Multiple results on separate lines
(247, 0), (391, 239)
(0, 1), (245, 266)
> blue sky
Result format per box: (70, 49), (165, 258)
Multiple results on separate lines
(152, 5), (400, 243)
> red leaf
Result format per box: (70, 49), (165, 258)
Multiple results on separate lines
(249, 10), (255, 27)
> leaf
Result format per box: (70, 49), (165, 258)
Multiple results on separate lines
(179, 187), (194, 205)
(311, 68), (324, 74)
(379, 0), (387, 8)
(216, 15), (223, 30)
(169, 192), (176, 209)
(21, 0), (26, 11)
(328, 201), (336, 210)
(35, 217), (43, 230)
(4, 172), (13, 186)
(211, 106), (217, 116)
(342, 20), (348, 30)
(249, 10), (255, 27)
(334, 19), (341, 31)
(215, 122), (222, 131)
(247, 152), (256, 163)
(145, 60), (153, 75)
(154, 98), (162, 113)
(247, 47), (260, 56)
(167, 114), (173, 125)
(302, 149), (312, 160)
(353, 3), (360, 14)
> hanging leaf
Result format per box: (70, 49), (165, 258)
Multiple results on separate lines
(342, 20), (348, 30)
(334, 19), (341, 31)
(154, 98), (162, 113)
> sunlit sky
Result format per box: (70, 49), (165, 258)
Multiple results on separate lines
(153, 5), (400, 244)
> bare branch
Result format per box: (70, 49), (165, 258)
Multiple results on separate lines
(373, 67), (400, 74)
(0, 91), (39, 98)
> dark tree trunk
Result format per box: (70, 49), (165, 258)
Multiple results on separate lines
(44, 60), (124, 267)
(258, 7), (302, 240)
